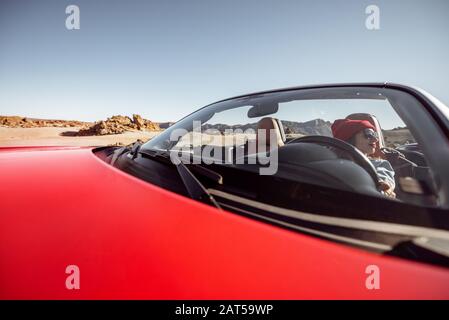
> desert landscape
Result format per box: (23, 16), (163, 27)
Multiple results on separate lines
(0, 115), (162, 147)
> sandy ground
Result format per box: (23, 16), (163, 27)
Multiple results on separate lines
(0, 127), (161, 147)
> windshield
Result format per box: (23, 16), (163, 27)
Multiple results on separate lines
(144, 88), (408, 150)
(142, 86), (441, 208)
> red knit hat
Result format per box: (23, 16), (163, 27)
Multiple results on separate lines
(331, 119), (376, 141)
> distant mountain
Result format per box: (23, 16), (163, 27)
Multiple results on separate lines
(0, 115), (90, 128)
(200, 118), (333, 137)
(202, 123), (258, 132)
(281, 119), (333, 136)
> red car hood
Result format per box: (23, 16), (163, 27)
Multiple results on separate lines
(1, 145), (449, 299)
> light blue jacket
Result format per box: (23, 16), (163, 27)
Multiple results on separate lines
(370, 159), (396, 189)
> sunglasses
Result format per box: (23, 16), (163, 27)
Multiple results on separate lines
(363, 128), (379, 140)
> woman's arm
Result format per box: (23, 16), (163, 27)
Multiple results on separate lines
(370, 159), (396, 198)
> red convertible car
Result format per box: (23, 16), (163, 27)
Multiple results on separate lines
(1, 83), (449, 299)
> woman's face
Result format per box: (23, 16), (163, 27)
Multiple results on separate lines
(354, 128), (378, 155)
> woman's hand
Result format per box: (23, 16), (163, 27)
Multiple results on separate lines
(379, 180), (396, 198)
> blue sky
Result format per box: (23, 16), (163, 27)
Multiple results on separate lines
(0, 0), (448, 122)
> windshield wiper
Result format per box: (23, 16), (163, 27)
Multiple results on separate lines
(110, 140), (144, 166)
(176, 161), (222, 210)
(137, 148), (171, 163)
(137, 149), (222, 210)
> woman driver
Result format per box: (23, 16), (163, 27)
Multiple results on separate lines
(331, 119), (396, 198)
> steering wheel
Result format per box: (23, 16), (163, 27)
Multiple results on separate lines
(287, 136), (382, 189)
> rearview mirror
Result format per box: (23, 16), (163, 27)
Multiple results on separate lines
(247, 102), (279, 118)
